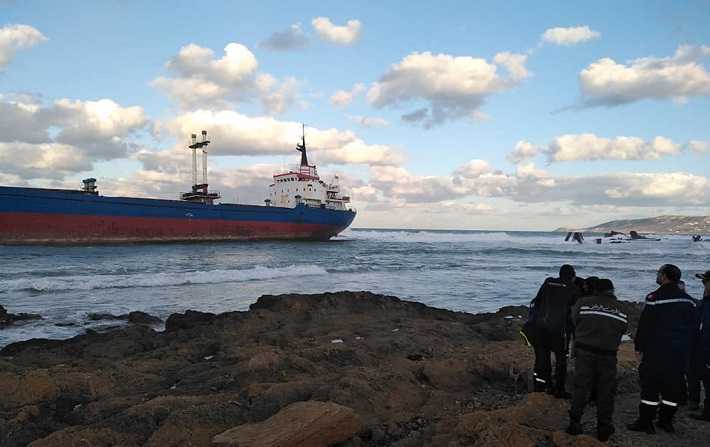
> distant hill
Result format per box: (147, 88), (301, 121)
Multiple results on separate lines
(555, 215), (710, 234)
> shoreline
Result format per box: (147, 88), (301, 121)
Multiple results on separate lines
(1, 291), (708, 446)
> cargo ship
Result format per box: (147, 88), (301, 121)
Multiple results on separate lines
(0, 129), (356, 244)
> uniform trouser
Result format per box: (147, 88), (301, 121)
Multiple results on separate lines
(688, 355), (702, 404)
(533, 330), (567, 391)
(569, 347), (617, 430)
(638, 360), (684, 422)
(702, 366), (710, 414)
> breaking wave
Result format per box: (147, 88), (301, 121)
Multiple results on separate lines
(344, 229), (559, 244)
(1, 264), (328, 293)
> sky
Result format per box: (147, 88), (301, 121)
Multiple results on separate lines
(1, 0), (709, 230)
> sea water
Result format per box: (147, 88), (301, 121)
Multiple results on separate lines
(1, 229), (708, 346)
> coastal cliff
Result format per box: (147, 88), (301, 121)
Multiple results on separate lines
(556, 215), (710, 234)
(1, 292), (708, 446)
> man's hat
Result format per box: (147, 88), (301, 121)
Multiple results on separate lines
(696, 270), (710, 281)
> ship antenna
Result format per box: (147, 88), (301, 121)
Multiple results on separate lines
(296, 123), (308, 167)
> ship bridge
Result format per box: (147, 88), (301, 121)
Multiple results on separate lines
(266, 125), (351, 210)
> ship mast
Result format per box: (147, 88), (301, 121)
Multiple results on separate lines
(296, 123), (308, 167)
(181, 130), (220, 204)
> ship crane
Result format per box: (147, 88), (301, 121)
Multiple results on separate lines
(181, 130), (221, 204)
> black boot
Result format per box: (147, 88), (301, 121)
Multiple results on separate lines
(566, 417), (583, 435)
(657, 404), (677, 433)
(554, 387), (572, 399)
(690, 408), (710, 422)
(627, 403), (656, 434)
(597, 425), (615, 442)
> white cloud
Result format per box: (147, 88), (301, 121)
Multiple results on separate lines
(360, 156), (708, 210)
(330, 83), (366, 107)
(259, 23), (308, 51)
(0, 24), (46, 70)
(513, 171), (708, 207)
(152, 42), (300, 113)
(688, 140), (710, 154)
(579, 44), (710, 106)
(506, 140), (539, 164)
(492, 52), (529, 81)
(311, 17), (361, 45)
(367, 51), (529, 127)
(347, 115), (390, 128)
(146, 110), (404, 170)
(260, 77), (300, 114)
(0, 142), (90, 179)
(0, 96), (148, 180)
(541, 26), (600, 46)
(547, 134), (681, 162)
(452, 159), (494, 178)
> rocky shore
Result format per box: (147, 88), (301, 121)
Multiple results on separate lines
(1, 292), (708, 446)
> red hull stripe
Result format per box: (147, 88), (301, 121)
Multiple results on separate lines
(0, 212), (346, 244)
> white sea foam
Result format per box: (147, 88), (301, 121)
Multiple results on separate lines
(0, 264), (328, 293)
(344, 229), (554, 244)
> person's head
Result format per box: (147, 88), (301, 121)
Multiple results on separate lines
(696, 270), (710, 297)
(595, 278), (615, 294)
(559, 264), (576, 283)
(656, 264), (681, 285)
(583, 276), (599, 294)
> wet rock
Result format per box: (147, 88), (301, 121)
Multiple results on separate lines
(0, 292), (701, 447)
(87, 310), (162, 325)
(212, 400), (363, 446)
(87, 312), (120, 321)
(454, 393), (604, 446)
(165, 309), (215, 332)
(0, 304), (41, 328)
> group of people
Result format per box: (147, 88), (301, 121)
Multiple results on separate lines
(523, 264), (710, 442)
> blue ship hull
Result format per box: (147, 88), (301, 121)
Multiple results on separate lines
(0, 186), (356, 244)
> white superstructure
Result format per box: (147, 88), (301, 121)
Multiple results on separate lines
(266, 126), (351, 211)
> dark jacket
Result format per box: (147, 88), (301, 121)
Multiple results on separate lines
(698, 296), (710, 366)
(634, 282), (698, 369)
(531, 277), (578, 337)
(572, 292), (628, 354)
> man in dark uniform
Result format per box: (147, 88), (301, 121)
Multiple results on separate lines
(690, 270), (710, 421)
(628, 264), (698, 434)
(567, 278), (628, 441)
(530, 264), (579, 398)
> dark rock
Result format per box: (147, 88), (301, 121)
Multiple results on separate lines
(87, 312), (121, 321)
(212, 400), (363, 446)
(86, 311), (162, 325)
(125, 311), (162, 325)
(0, 293), (691, 447)
(0, 304), (41, 328)
(164, 309), (216, 332)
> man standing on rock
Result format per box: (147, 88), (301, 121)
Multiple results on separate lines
(566, 278), (628, 442)
(690, 270), (710, 422)
(628, 264), (698, 434)
(529, 264), (579, 398)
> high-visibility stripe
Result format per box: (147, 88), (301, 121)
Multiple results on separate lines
(579, 306), (627, 318)
(641, 400), (659, 406)
(535, 378), (546, 383)
(661, 400), (678, 407)
(645, 298), (696, 307)
(579, 310), (628, 323)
